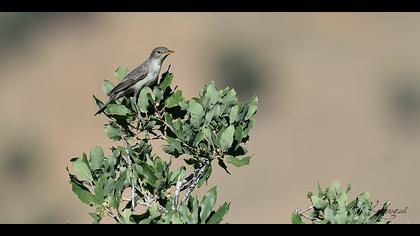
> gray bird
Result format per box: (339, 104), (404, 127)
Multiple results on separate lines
(95, 47), (175, 116)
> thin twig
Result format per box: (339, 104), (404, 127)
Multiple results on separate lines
(144, 191), (168, 214)
(138, 201), (147, 206)
(149, 135), (165, 140)
(130, 177), (135, 211)
(107, 208), (119, 222)
(299, 205), (314, 214)
(295, 206), (314, 222)
(136, 178), (146, 196)
(121, 197), (131, 202)
(300, 213), (313, 221)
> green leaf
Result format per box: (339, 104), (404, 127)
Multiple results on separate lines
(188, 100), (204, 128)
(164, 114), (184, 139)
(159, 73), (173, 90)
(120, 209), (133, 224)
(219, 125), (235, 151)
(138, 217), (153, 224)
(105, 104), (132, 116)
(171, 119), (184, 139)
(149, 202), (161, 219)
(217, 158), (231, 175)
(199, 186), (217, 222)
(143, 164), (158, 186)
(346, 199), (357, 211)
(81, 153), (89, 166)
(190, 197), (199, 224)
(358, 192), (370, 201)
(103, 177), (115, 196)
(311, 196), (328, 210)
(229, 105), (239, 124)
(193, 131), (205, 146)
(70, 181), (96, 205)
(67, 167), (84, 186)
(171, 213), (182, 224)
(233, 126), (244, 149)
(169, 166), (186, 184)
(205, 106), (216, 124)
(115, 170), (127, 194)
(103, 80), (114, 95)
(104, 124), (121, 141)
(153, 86), (163, 101)
(212, 104), (222, 118)
(291, 212), (304, 224)
(242, 119), (255, 137)
(244, 96), (258, 120)
(114, 66), (129, 81)
(207, 202), (230, 224)
(179, 101), (189, 110)
(72, 159), (93, 182)
(89, 212), (102, 224)
(330, 180), (340, 192)
(335, 208), (348, 224)
(89, 146), (104, 171)
(162, 144), (182, 158)
(221, 89), (237, 106)
(163, 206), (174, 224)
(226, 155), (251, 167)
(110, 194), (121, 209)
(164, 112), (173, 124)
(165, 90), (184, 108)
(166, 137), (182, 153)
(205, 83), (220, 106)
(131, 211), (151, 224)
(337, 191), (347, 208)
(94, 176), (106, 204)
(155, 158), (165, 173)
(325, 207), (336, 224)
(178, 204), (191, 223)
(326, 180), (340, 201)
(203, 127), (214, 148)
(138, 87), (155, 113)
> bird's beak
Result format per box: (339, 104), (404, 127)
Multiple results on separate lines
(167, 50), (175, 55)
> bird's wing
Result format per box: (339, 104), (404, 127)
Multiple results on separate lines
(107, 65), (148, 96)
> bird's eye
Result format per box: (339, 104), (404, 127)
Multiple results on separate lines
(157, 50), (161, 54)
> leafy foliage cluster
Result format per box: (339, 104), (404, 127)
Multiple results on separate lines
(67, 66), (258, 224)
(292, 181), (392, 224)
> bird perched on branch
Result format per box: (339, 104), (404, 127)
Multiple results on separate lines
(95, 46), (175, 116)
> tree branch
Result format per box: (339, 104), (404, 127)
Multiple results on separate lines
(173, 174), (188, 211)
(295, 206), (314, 222)
(121, 134), (136, 213)
(106, 208), (120, 223)
(299, 205), (314, 214)
(130, 176), (135, 212)
(182, 160), (209, 203)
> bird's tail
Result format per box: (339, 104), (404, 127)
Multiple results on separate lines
(94, 104), (108, 116)
(94, 95), (115, 116)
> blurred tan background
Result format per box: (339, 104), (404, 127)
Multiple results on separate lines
(0, 12), (419, 224)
